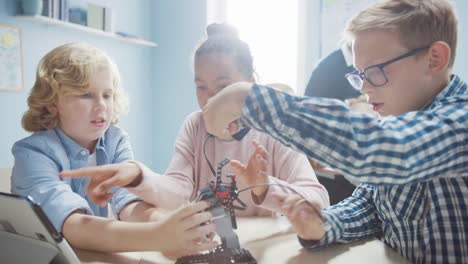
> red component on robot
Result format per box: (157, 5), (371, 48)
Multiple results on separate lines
(216, 187), (231, 198)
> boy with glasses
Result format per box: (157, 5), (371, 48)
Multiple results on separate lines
(202, 0), (467, 262)
(345, 46), (429, 93)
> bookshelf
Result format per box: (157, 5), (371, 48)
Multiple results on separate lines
(16, 15), (158, 47)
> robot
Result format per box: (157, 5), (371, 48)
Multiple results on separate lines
(175, 158), (257, 264)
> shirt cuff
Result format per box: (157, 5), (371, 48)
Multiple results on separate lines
(125, 161), (191, 209)
(240, 84), (265, 130)
(125, 161), (154, 193)
(47, 198), (93, 233)
(109, 187), (142, 218)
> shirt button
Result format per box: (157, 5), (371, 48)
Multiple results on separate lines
(80, 150), (87, 156)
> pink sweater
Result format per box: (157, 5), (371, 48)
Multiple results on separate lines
(129, 111), (329, 216)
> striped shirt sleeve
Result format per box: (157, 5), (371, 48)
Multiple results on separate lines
(240, 84), (468, 185)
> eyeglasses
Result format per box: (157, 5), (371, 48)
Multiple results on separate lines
(345, 46), (429, 91)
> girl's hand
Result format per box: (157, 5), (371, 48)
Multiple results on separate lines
(60, 162), (142, 206)
(231, 140), (269, 201)
(274, 193), (325, 241)
(154, 201), (218, 257)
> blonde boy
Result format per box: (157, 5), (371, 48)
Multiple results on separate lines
(202, 0), (467, 262)
(12, 43), (217, 255)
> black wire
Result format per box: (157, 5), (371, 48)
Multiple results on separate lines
(237, 183), (322, 214)
(203, 134), (217, 177)
(203, 134), (321, 215)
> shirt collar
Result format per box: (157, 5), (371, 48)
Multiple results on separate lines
(54, 127), (106, 159)
(423, 74), (466, 110)
(96, 131), (106, 150)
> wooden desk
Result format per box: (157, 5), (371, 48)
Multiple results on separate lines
(77, 217), (408, 264)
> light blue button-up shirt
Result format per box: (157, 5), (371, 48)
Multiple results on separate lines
(11, 126), (141, 233)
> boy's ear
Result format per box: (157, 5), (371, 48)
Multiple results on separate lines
(47, 104), (58, 115)
(427, 41), (451, 73)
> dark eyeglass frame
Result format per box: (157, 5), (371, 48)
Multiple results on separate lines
(345, 46), (430, 90)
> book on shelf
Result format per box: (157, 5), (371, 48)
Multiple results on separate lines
(103, 6), (113, 32)
(37, 0), (115, 35)
(67, 0), (87, 26)
(41, 0), (69, 21)
(41, 0), (51, 17)
(59, 0), (68, 21)
(87, 3), (104, 30)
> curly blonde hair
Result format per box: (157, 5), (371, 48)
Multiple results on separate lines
(22, 43), (128, 132)
(344, 0), (458, 67)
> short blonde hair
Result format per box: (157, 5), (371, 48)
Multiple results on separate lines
(22, 43), (128, 132)
(344, 0), (458, 67)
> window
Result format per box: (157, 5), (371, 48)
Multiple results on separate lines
(207, 0), (299, 92)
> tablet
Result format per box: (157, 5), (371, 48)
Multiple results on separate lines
(0, 192), (80, 264)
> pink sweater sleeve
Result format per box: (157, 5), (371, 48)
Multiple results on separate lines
(251, 141), (330, 211)
(126, 116), (198, 209)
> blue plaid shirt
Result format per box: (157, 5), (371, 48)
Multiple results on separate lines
(11, 126), (141, 233)
(240, 75), (468, 263)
